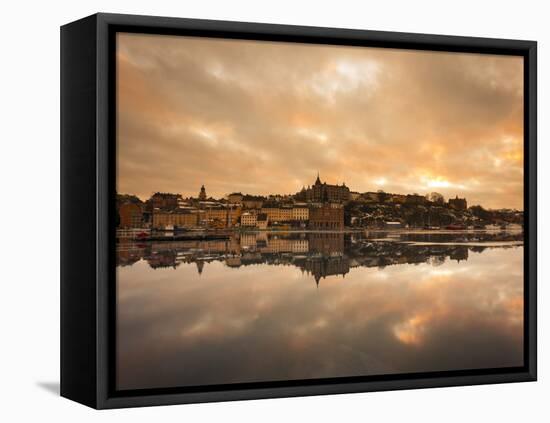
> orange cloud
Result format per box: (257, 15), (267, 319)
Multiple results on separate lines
(116, 33), (524, 209)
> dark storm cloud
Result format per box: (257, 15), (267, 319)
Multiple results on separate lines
(117, 33), (524, 209)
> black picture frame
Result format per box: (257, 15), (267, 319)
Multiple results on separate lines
(60, 12), (537, 409)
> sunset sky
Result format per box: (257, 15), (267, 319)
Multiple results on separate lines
(116, 33), (524, 210)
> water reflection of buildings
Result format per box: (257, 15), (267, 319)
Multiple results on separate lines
(300, 255), (349, 286)
(115, 232), (520, 287)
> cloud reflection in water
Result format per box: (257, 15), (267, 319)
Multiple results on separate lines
(116, 239), (523, 390)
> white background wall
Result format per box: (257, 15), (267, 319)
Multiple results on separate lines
(0, 0), (546, 421)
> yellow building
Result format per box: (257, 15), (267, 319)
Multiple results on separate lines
(240, 212), (257, 227)
(152, 211), (198, 229)
(261, 207), (293, 222)
(291, 207), (309, 221)
(200, 207), (242, 228)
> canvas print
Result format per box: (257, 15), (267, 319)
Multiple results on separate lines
(115, 33), (524, 391)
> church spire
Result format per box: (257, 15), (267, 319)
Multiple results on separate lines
(198, 185), (207, 201)
(315, 171), (321, 185)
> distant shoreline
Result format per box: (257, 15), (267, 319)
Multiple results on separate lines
(116, 227), (524, 243)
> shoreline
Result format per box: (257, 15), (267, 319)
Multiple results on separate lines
(117, 227), (524, 243)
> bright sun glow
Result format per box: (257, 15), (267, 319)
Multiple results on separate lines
(374, 177), (387, 186)
(427, 179), (451, 188)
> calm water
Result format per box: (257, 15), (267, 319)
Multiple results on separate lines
(116, 231), (524, 390)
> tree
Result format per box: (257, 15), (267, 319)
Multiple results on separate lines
(377, 190), (388, 203)
(469, 205), (492, 221)
(427, 192), (445, 205)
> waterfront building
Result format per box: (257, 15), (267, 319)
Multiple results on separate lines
(257, 213), (269, 230)
(148, 192), (184, 211)
(259, 206), (309, 223)
(261, 207), (293, 223)
(118, 202), (143, 228)
(309, 204), (344, 230)
(227, 206), (242, 226)
(199, 206), (242, 228)
(152, 210), (198, 229)
(291, 207), (309, 221)
(240, 212), (257, 227)
(448, 195), (467, 210)
(204, 208), (227, 223)
(296, 173), (350, 203)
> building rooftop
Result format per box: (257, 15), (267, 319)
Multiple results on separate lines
(152, 192), (182, 198)
(242, 194), (266, 200)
